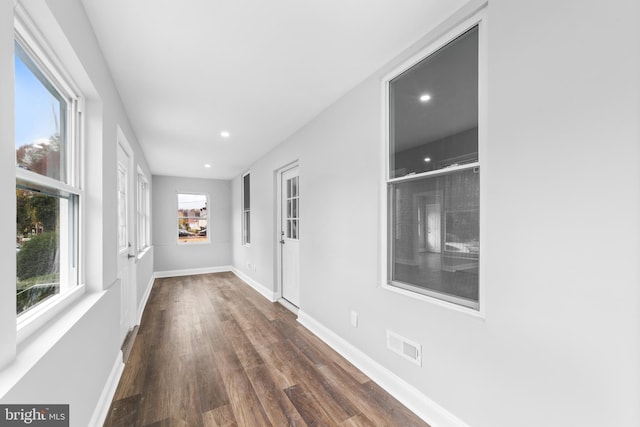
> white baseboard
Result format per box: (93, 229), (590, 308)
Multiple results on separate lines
(136, 274), (155, 325)
(154, 265), (233, 279)
(89, 351), (124, 427)
(230, 268), (278, 302)
(297, 311), (469, 427)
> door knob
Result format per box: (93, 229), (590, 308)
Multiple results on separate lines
(280, 240), (285, 244)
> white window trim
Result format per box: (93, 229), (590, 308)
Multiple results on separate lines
(380, 7), (488, 318)
(176, 192), (210, 245)
(14, 7), (86, 338)
(136, 167), (150, 253)
(242, 171), (251, 246)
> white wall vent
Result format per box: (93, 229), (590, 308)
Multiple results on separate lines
(386, 330), (422, 366)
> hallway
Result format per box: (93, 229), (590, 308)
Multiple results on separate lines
(104, 273), (428, 426)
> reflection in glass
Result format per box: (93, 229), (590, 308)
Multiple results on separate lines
(16, 187), (63, 315)
(15, 42), (67, 182)
(243, 211), (250, 243)
(389, 26), (478, 178)
(242, 173), (251, 244)
(390, 168), (479, 305)
(177, 193), (208, 242)
(243, 174), (250, 210)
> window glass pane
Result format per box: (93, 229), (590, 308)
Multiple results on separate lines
(293, 220), (299, 240)
(117, 164), (127, 250)
(137, 176), (149, 251)
(287, 220), (292, 239)
(16, 187), (64, 315)
(292, 177), (298, 197)
(390, 168), (479, 305)
(389, 26), (478, 178)
(242, 174), (251, 245)
(244, 211), (250, 243)
(15, 42), (67, 182)
(243, 174), (250, 210)
(178, 193), (208, 242)
(292, 198), (298, 218)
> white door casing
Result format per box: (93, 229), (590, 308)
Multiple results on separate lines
(280, 165), (300, 307)
(117, 135), (137, 342)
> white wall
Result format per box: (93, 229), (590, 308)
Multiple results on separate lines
(153, 175), (231, 273)
(136, 246), (154, 310)
(0, 1), (155, 426)
(232, 1), (640, 426)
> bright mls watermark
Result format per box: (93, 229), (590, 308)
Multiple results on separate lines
(0, 405), (68, 426)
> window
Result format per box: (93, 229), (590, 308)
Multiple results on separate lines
(242, 172), (251, 245)
(386, 22), (482, 310)
(286, 176), (299, 240)
(15, 36), (81, 316)
(177, 193), (208, 243)
(137, 170), (150, 251)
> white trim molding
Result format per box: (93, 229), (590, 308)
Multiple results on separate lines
(88, 351), (124, 427)
(230, 268), (278, 302)
(297, 311), (470, 427)
(154, 265), (233, 279)
(137, 274), (155, 325)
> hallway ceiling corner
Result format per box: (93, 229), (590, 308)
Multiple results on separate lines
(80, 0), (466, 179)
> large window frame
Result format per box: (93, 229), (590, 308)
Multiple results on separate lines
(14, 17), (85, 334)
(242, 172), (251, 245)
(177, 192), (209, 244)
(382, 10), (487, 314)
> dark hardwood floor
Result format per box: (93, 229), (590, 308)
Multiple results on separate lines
(104, 272), (429, 426)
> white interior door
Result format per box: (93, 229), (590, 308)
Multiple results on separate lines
(117, 140), (136, 342)
(280, 166), (300, 307)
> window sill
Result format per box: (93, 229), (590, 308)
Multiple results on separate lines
(177, 241), (210, 246)
(137, 246), (152, 260)
(381, 283), (485, 320)
(17, 284), (86, 346)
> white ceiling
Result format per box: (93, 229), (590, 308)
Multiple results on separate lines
(80, 0), (467, 179)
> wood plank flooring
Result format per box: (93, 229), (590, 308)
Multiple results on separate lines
(104, 272), (429, 427)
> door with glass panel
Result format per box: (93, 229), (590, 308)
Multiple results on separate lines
(117, 139), (136, 342)
(280, 166), (300, 307)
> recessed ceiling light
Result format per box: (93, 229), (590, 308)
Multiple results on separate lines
(220, 131), (230, 138)
(424, 157), (431, 162)
(419, 94), (431, 102)
(204, 164), (211, 168)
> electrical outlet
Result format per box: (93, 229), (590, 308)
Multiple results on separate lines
(350, 310), (358, 328)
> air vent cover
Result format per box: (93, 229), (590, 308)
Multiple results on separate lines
(387, 330), (422, 366)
